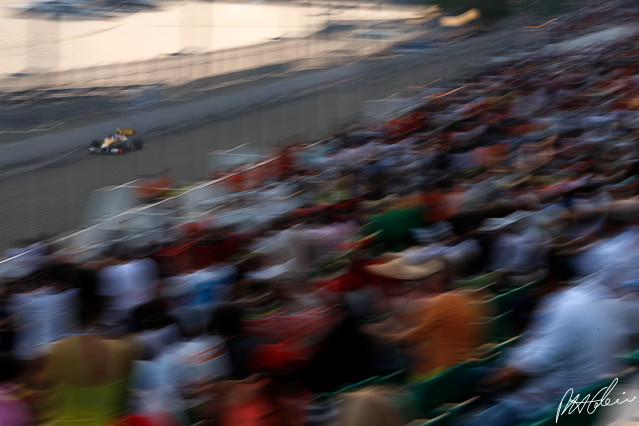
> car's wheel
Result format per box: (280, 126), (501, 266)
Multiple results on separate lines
(91, 140), (101, 148)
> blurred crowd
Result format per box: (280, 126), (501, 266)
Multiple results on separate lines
(4, 1), (639, 425)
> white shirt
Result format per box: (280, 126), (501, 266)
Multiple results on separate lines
(128, 257), (160, 307)
(163, 264), (237, 310)
(131, 336), (230, 418)
(575, 227), (639, 283)
(489, 227), (548, 274)
(154, 335), (231, 390)
(2, 242), (46, 279)
(504, 280), (629, 407)
(97, 260), (154, 326)
(11, 287), (79, 360)
(245, 258), (297, 281)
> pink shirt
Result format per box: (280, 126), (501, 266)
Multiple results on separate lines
(0, 384), (34, 426)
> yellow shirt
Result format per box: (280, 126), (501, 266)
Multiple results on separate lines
(40, 334), (144, 425)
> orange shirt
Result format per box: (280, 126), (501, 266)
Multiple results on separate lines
(399, 292), (484, 376)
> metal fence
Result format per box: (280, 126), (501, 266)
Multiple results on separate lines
(0, 27), (416, 129)
(0, 31), (409, 93)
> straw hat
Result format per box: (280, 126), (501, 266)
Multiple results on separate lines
(365, 257), (445, 281)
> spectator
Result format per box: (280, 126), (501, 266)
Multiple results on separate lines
(365, 257), (486, 381)
(10, 263), (80, 362)
(28, 287), (145, 425)
(211, 303), (262, 380)
(458, 268), (631, 425)
(0, 353), (35, 426)
(479, 212), (549, 288)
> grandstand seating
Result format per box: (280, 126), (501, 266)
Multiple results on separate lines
(478, 309), (518, 343)
(488, 279), (543, 314)
(407, 412), (453, 426)
(409, 351), (501, 419)
(457, 272), (500, 290)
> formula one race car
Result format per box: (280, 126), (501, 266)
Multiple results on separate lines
(89, 128), (143, 154)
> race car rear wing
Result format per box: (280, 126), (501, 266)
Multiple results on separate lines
(117, 128), (136, 135)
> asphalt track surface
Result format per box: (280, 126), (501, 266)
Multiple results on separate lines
(0, 23), (527, 251)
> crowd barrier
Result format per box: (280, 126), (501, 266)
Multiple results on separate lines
(0, 137), (334, 275)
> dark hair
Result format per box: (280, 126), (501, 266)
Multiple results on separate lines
(131, 299), (173, 332)
(0, 352), (20, 382)
(40, 263), (76, 290)
(548, 253), (575, 284)
(79, 297), (102, 328)
(211, 303), (244, 337)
